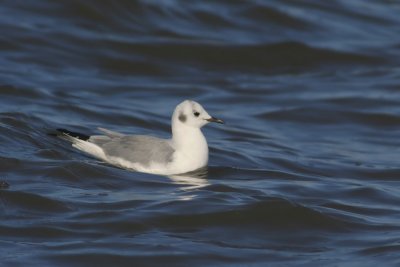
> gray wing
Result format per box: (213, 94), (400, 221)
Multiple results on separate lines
(88, 127), (125, 146)
(98, 127), (125, 138)
(96, 135), (174, 166)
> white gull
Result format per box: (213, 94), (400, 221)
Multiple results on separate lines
(57, 100), (223, 175)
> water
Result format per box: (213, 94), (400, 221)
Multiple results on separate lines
(1, 1), (400, 266)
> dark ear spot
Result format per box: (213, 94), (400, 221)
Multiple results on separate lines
(179, 112), (187, 123)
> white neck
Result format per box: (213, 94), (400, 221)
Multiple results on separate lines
(171, 121), (209, 169)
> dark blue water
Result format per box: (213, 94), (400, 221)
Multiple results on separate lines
(1, 1), (400, 266)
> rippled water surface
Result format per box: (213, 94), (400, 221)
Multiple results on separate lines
(1, 1), (400, 266)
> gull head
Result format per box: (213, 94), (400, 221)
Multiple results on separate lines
(172, 100), (223, 129)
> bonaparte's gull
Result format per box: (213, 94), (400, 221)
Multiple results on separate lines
(56, 100), (223, 175)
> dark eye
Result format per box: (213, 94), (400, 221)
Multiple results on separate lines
(193, 111), (200, 117)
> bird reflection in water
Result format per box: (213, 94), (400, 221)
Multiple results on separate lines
(168, 167), (209, 193)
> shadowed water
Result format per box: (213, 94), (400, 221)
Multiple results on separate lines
(1, 1), (400, 266)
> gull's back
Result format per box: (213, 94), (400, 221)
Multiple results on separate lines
(91, 135), (175, 166)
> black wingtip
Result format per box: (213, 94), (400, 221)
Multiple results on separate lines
(56, 128), (90, 141)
